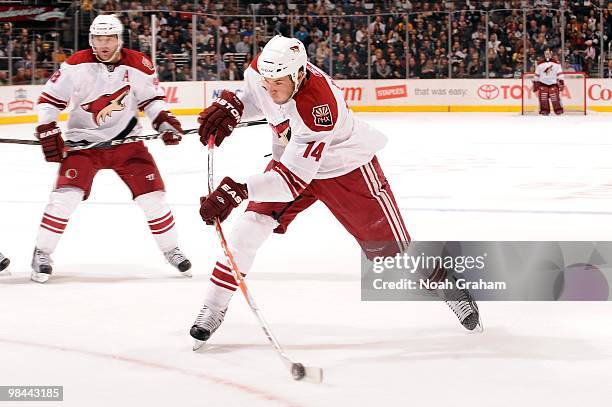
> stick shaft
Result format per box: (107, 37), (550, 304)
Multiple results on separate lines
(206, 136), (294, 370)
(0, 119), (267, 150)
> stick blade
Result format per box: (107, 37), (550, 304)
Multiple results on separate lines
(303, 366), (324, 384)
(192, 339), (206, 352)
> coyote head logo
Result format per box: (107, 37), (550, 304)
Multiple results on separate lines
(270, 119), (291, 146)
(81, 85), (130, 126)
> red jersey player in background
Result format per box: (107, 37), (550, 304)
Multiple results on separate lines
(532, 48), (564, 115)
(0, 252), (9, 272)
(31, 15), (191, 283)
(190, 35), (481, 348)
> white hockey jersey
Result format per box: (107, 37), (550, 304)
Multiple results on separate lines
(37, 48), (168, 143)
(238, 55), (387, 203)
(534, 59), (564, 85)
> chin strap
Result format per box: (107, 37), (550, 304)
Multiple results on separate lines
(90, 36), (123, 63)
(290, 71), (307, 99)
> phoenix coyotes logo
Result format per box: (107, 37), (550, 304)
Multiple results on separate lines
(544, 65), (553, 75)
(81, 85), (130, 126)
(270, 119), (291, 146)
(312, 104), (333, 127)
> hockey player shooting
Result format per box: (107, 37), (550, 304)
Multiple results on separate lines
(30, 14), (191, 283)
(532, 49), (564, 115)
(190, 35), (481, 348)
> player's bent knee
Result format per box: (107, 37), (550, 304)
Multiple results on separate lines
(228, 212), (277, 253)
(134, 190), (166, 211)
(49, 187), (85, 214)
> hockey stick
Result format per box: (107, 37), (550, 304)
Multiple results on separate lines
(0, 119), (267, 151)
(205, 136), (324, 384)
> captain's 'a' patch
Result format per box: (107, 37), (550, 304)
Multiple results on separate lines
(312, 104), (333, 127)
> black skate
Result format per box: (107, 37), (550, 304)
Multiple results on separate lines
(439, 275), (483, 332)
(31, 248), (53, 283)
(190, 305), (227, 351)
(164, 247), (192, 277)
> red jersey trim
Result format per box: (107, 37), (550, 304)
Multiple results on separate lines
(250, 52), (261, 73)
(294, 65), (338, 132)
(138, 95), (165, 111)
(66, 48), (156, 75)
(66, 49), (97, 65)
(119, 49), (156, 75)
(536, 57), (560, 65)
(38, 92), (68, 109)
(271, 161), (308, 198)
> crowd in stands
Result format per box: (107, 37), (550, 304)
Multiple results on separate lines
(1, 1), (611, 85)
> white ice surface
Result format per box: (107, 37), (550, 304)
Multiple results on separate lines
(1, 113), (611, 406)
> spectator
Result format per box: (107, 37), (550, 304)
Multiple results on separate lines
(235, 35), (251, 54)
(213, 53), (226, 74)
(0, 1), (607, 83)
(177, 65), (192, 81)
(391, 58), (405, 78)
(347, 52), (365, 78)
(294, 25), (309, 43)
(334, 52), (348, 79)
(220, 35), (236, 55)
(467, 53), (483, 77)
(374, 58), (392, 79)
(604, 60), (612, 79)
(315, 41), (331, 72)
(161, 36), (183, 54)
(138, 27), (153, 56)
(203, 37), (216, 53)
(220, 62), (243, 80)
(12, 67), (29, 85)
(307, 35), (320, 63)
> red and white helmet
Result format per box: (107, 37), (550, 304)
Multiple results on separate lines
(257, 35), (308, 96)
(89, 14), (123, 62)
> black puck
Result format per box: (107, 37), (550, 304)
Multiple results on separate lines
(291, 363), (306, 380)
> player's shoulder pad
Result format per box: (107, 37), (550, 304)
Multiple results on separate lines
(249, 52), (262, 73)
(294, 65), (338, 132)
(120, 48), (156, 75)
(66, 49), (97, 65)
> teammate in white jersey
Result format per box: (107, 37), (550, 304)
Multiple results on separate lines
(189, 35), (481, 346)
(30, 14), (191, 283)
(532, 49), (565, 115)
(0, 252), (9, 272)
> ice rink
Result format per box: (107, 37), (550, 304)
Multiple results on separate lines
(1, 113), (611, 406)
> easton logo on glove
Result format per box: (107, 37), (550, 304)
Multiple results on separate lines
(38, 127), (61, 139)
(216, 98), (241, 121)
(221, 183), (244, 204)
(197, 90), (245, 147)
(199, 176), (248, 225)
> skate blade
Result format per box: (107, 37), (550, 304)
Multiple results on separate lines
(181, 270), (193, 278)
(31, 272), (50, 283)
(192, 339), (207, 351)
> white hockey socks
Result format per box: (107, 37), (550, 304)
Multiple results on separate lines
(36, 187), (84, 254)
(203, 211), (277, 310)
(134, 191), (178, 252)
